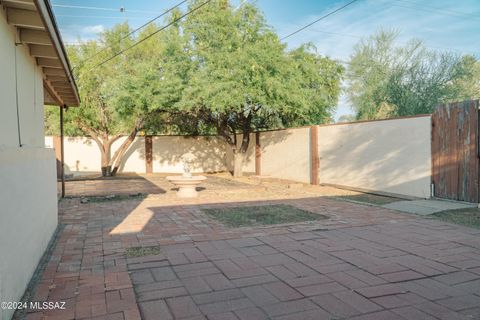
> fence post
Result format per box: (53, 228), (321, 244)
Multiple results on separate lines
(255, 132), (261, 176)
(145, 136), (153, 174)
(310, 126), (319, 185)
(53, 136), (62, 179)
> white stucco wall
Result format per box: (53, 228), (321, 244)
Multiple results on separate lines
(0, 10), (44, 149)
(152, 136), (228, 173)
(49, 116), (433, 199)
(224, 133), (256, 174)
(317, 116), (432, 198)
(63, 137), (101, 173)
(0, 10), (57, 320)
(115, 137), (146, 173)
(59, 137), (146, 174)
(48, 135), (229, 174)
(0, 148), (58, 320)
(261, 128), (311, 183)
(0, 11), (19, 148)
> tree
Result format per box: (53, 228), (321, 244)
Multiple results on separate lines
(346, 30), (475, 120)
(337, 114), (356, 123)
(45, 17), (187, 176)
(178, 0), (343, 177)
(453, 55), (480, 101)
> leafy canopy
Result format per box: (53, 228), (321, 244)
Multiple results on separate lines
(346, 30), (477, 120)
(45, 17), (188, 136)
(177, 0), (343, 136)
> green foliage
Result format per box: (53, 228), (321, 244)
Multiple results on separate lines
(346, 30), (477, 120)
(336, 114), (356, 123)
(203, 204), (328, 227)
(432, 208), (480, 229)
(44, 1), (343, 176)
(178, 0), (343, 138)
(45, 20), (188, 136)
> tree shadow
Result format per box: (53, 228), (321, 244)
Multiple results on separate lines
(317, 118), (432, 198)
(114, 132), (292, 176)
(63, 173), (167, 197)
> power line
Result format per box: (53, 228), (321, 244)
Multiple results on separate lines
(56, 15), (149, 20)
(76, 0), (187, 67)
(390, 0), (480, 20)
(52, 4), (167, 15)
(85, 0), (212, 72)
(53, 4), (120, 12)
(298, 28), (479, 57)
(280, 0), (360, 41)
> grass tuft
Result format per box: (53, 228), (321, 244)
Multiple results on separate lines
(203, 204), (327, 228)
(431, 208), (480, 229)
(71, 193), (148, 203)
(125, 245), (161, 258)
(335, 194), (400, 205)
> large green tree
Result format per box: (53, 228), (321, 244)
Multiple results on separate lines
(178, 0), (343, 177)
(346, 30), (476, 120)
(46, 17), (187, 176)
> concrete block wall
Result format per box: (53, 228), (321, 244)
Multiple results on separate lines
(46, 114), (433, 198)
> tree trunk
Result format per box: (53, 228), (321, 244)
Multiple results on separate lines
(110, 132), (137, 176)
(108, 123), (142, 176)
(233, 150), (245, 178)
(100, 144), (112, 176)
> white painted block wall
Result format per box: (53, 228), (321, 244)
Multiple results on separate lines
(317, 116), (432, 198)
(0, 10), (57, 320)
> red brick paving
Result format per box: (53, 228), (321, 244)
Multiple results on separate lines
(20, 176), (480, 319)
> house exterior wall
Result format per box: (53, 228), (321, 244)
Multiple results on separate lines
(0, 149), (57, 320)
(317, 116), (432, 198)
(0, 10), (45, 149)
(0, 12), (57, 320)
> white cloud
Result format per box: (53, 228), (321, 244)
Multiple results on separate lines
(59, 24), (105, 43)
(81, 24), (105, 34)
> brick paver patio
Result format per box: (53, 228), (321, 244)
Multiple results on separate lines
(22, 175), (480, 320)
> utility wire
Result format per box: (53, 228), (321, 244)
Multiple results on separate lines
(57, 15), (149, 20)
(75, 0), (187, 67)
(85, 0), (211, 72)
(298, 28), (478, 57)
(281, 0), (360, 41)
(52, 4), (166, 14)
(390, 0), (480, 20)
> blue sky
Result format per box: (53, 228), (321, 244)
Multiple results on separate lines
(52, 0), (480, 119)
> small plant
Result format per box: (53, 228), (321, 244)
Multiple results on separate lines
(431, 208), (480, 229)
(335, 193), (400, 205)
(203, 204), (328, 228)
(125, 245), (161, 258)
(75, 193), (147, 203)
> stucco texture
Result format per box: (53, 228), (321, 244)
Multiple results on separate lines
(261, 128), (311, 183)
(0, 148), (58, 320)
(317, 116), (432, 198)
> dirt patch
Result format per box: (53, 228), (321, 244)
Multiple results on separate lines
(203, 204), (328, 228)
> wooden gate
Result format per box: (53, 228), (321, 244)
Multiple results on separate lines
(431, 100), (479, 202)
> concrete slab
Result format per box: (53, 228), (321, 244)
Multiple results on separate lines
(382, 199), (477, 215)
